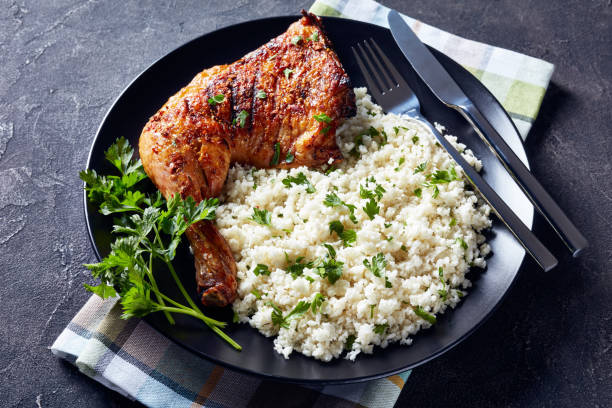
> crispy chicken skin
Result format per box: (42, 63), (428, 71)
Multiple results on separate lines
(139, 11), (356, 307)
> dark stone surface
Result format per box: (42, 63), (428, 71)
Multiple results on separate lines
(0, 0), (609, 407)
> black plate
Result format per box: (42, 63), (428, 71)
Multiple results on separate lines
(85, 16), (533, 384)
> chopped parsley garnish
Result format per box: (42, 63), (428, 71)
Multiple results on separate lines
(359, 183), (385, 201)
(236, 109), (249, 128)
(437, 267), (448, 301)
(456, 237), (468, 250)
(307, 31), (319, 42)
(413, 306), (437, 324)
(269, 300), (311, 329)
(379, 130), (388, 146)
(320, 126), (331, 134)
(324, 192), (358, 224)
(251, 288), (263, 299)
(374, 323), (388, 335)
(363, 253), (387, 278)
(313, 113), (332, 123)
(396, 157), (405, 171)
(412, 135), (419, 144)
(282, 172), (316, 193)
(252, 264), (271, 276)
(255, 89), (267, 99)
(367, 110), (376, 116)
(401, 244), (408, 252)
(250, 207), (271, 226)
(328, 220), (357, 247)
(324, 165), (337, 176)
(363, 198), (379, 220)
(283, 68), (294, 79)
(291, 35), (302, 45)
(285, 254), (315, 279)
(311, 293), (325, 314)
(370, 304), (376, 318)
(207, 94), (225, 106)
(413, 188), (422, 198)
(428, 167), (459, 184)
(384, 222), (392, 228)
(269, 142), (280, 165)
(345, 334), (356, 350)
(414, 162), (427, 174)
(449, 218), (457, 227)
(284, 151), (294, 163)
(317, 244), (343, 284)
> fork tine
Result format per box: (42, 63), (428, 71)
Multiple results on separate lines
(356, 42), (389, 93)
(368, 38), (410, 89)
(362, 39), (394, 90)
(351, 46), (382, 98)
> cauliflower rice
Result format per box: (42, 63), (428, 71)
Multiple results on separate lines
(216, 88), (492, 361)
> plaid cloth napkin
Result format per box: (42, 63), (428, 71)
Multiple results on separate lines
(311, 0), (555, 139)
(51, 1), (555, 407)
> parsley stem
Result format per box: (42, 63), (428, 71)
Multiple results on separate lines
(146, 252), (175, 325)
(164, 258), (201, 312)
(158, 306), (241, 351)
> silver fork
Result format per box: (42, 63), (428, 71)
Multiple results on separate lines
(351, 38), (557, 272)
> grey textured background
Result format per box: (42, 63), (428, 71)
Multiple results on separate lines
(0, 0), (610, 407)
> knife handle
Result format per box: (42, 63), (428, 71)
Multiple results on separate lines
(455, 103), (588, 256)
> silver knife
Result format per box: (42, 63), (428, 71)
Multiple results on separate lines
(388, 10), (588, 257)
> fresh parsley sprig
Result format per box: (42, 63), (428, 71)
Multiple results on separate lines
(80, 138), (241, 350)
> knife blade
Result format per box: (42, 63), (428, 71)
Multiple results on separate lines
(387, 10), (588, 257)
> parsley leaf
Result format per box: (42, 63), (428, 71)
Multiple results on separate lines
(269, 300), (311, 329)
(269, 142), (280, 165)
(253, 264), (271, 276)
(345, 334), (356, 350)
(311, 293), (325, 314)
(285, 254), (315, 279)
(414, 188), (422, 198)
(283, 68), (294, 79)
(324, 192), (358, 224)
(455, 237), (468, 250)
(313, 113), (332, 123)
(363, 253), (387, 278)
(374, 323), (388, 335)
(250, 207), (271, 226)
(363, 198), (379, 220)
(236, 110), (249, 128)
(328, 220), (357, 247)
(414, 162), (427, 174)
(307, 31), (319, 42)
(207, 94), (225, 105)
(413, 306), (437, 324)
(83, 282), (117, 298)
(282, 172), (316, 193)
(316, 244), (343, 284)
(291, 35), (302, 45)
(251, 288), (263, 299)
(449, 218), (457, 227)
(412, 135), (419, 144)
(437, 267), (448, 300)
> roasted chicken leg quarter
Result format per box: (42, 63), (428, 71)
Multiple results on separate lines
(139, 11), (356, 307)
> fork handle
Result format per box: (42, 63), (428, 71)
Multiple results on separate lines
(454, 103), (588, 256)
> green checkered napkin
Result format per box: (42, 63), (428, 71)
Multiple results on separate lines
(311, 0), (555, 139)
(51, 1), (554, 407)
